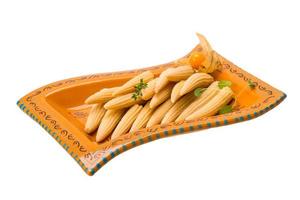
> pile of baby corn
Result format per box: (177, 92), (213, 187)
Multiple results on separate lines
(84, 34), (234, 143)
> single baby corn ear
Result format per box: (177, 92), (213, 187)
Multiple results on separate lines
(104, 93), (143, 110)
(96, 109), (126, 142)
(141, 78), (157, 101)
(154, 68), (175, 93)
(113, 71), (154, 96)
(171, 80), (185, 103)
(84, 104), (106, 134)
(130, 102), (154, 132)
(180, 73), (214, 96)
(165, 65), (194, 82)
(186, 86), (234, 121)
(111, 104), (143, 140)
(85, 87), (118, 104)
(150, 83), (173, 109)
(146, 99), (173, 128)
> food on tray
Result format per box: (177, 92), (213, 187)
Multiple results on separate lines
(113, 71), (154, 96)
(149, 83), (173, 109)
(84, 104), (106, 134)
(111, 104), (142, 140)
(130, 102), (154, 132)
(104, 93), (143, 110)
(84, 34), (234, 142)
(186, 86), (234, 120)
(96, 109), (126, 142)
(147, 99), (173, 128)
(161, 93), (197, 124)
(176, 81), (221, 121)
(165, 65), (194, 81)
(179, 73), (213, 96)
(85, 87), (118, 104)
(155, 68), (174, 93)
(171, 80), (185, 103)
(141, 78), (157, 100)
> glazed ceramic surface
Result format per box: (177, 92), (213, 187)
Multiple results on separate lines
(17, 44), (286, 175)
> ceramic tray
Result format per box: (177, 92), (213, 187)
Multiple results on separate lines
(17, 41), (286, 176)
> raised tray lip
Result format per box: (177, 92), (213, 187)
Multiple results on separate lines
(16, 48), (286, 176)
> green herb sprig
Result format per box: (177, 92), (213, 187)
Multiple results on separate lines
(194, 88), (206, 97)
(219, 105), (232, 114)
(131, 79), (148, 100)
(248, 80), (256, 89)
(218, 80), (232, 89)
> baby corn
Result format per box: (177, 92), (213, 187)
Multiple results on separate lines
(104, 93), (143, 110)
(96, 109), (126, 142)
(166, 65), (194, 81)
(171, 80), (185, 103)
(84, 104), (106, 134)
(85, 87), (118, 104)
(111, 104), (143, 139)
(161, 93), (196, 124)
(186, 87), (234, 121)
(130, 102), (154, 132)
(176, 81), (220, 121)
(113, 71), (154, 96)
(141, 78), (157, 100)
(150, 83), (173, 109)
(147, 99), (173, 127)
(154, 68), (174, 93)
(180, 73), (213, 96)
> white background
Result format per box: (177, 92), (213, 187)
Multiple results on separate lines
(0, 0), (299, 199)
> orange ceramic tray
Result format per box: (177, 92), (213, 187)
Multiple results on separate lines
(17, 40), (286, 176)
